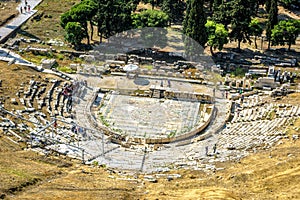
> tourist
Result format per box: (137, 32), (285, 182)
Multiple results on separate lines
(24, 5), (27, 13)
(20, 6), (23, 14)
(213, 144), (217, 154)
(241, 94), (244, 103)
(27, 5), (30, 12)
(53, 120), (57, 128)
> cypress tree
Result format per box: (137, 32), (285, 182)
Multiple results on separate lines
(212, 1), (231, 29)
(265, 0), (271, 13)
(213, 0), (222, 12)
(162, 0), (185, 25)
(97, 0), (138, 42)
(229, 0), (254, 49)
(183, 0), (208, 47)
(182, 0), (191, 33)
(266, 0), (278, 49)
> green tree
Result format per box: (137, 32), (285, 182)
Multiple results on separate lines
(271, 19), (300, 50)
(213, 0), (222, 12)
(252, 0), (265, 14)
(161, 0), (185, 25)
(132, 10), (169, 49)
(97, 0), (138, 42)
(64, 22), (86, 48)
(265, 0), (271, 12)
(248, 18), (263, 49)
(205, 20), (228, 55)
(60, 10), (72, 29)
(60, 0), (97, 45)
(228, 0), (254, 49)
(71, 2), (94, 45)
(182, 0), (191, 30)
(82, 0), (98, 41)
(213, 1), (232, 29)
(266, 0), (278, 49)
(207, 0), (214, 11)
(183, 0), (208, 47)
(132, 9), (169, 28)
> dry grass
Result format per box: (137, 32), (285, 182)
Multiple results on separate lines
(0, 61), (142, 199)
(3, 132), (300, 200)
(0, 135), (63, 198)
(0, 134), (141, 200)
(0, 2), (300, 200)
(279, 92), (300, 105)
(0, 62), (60, 110)
(17, 0), (80, 42)
(12, 166), (142, 200)
(143, 136), (300, 199)
(0, 0), (19, 26)
(136, 2), (158, 12)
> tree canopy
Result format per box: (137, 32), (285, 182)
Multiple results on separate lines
(206, 20), (229, 55)
(271, 19), (300, 50)
(58, 0), (300, 53)
(132, 9), (169, 28)
(266, 0), (278, 49)
(60, 0), (97, 45)
(228, 0), (254, 49)
(248, 18), (263, 49)
(64, 22), (86, 48)
(97, 0), (138, 42)
(183, 0), (207, 47)
(161, 0), (185, 25)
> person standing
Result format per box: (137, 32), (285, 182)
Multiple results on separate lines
(27, 4), (30, 12)
(20, 6), (23, 14)
(213, 144), (217, 154)
(205, 146), (208, 156)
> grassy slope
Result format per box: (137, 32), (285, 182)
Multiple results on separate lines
(0, 136), (141, 200)
(144, 131), (300, 199)
(18, 0), (79, 42)
(0, 0), (19, 26)
(0, 62), (141, 199)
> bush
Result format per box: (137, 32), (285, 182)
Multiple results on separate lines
(56, 54), (64, 60)
(57, 66), (74, 73)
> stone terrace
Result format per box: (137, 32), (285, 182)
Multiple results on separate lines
(99, 93), (206, 139)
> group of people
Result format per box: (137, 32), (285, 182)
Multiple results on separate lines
(19, 0), (31, 14)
